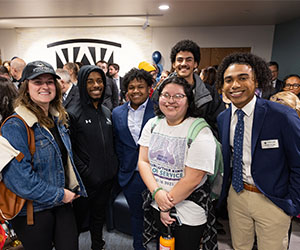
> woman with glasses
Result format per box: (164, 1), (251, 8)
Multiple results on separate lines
(138, 76), (217, 250)
(283, 74), (300, 98)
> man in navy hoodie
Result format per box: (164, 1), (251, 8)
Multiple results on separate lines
(69, 65), (118, 250)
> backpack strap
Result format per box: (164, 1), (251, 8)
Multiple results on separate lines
(0, 114), (35, 225)
(187, 118), (208, 148)
(186, 118), (224, 200)
(150, 117), (162, 133)
(1, 115), (35, 165)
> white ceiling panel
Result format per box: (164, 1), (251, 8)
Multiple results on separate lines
(0, 0), (300, 29)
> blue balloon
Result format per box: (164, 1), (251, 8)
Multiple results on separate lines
(152, 51), (161, 64)
(157, 63), (163, 74)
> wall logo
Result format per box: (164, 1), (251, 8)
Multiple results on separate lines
(47, 38), (122, 68)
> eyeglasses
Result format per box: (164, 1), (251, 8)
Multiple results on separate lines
(284, 83), (300, 89)
(160, 92), (186, 102)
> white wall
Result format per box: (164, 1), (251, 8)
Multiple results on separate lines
(14, 27), (152, 76)
(152, 26), (275, 71)
(0, 25), (274, 75)
(0, 29), (18, 61)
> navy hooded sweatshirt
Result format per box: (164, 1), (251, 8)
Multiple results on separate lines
(69, 65), (118, 190)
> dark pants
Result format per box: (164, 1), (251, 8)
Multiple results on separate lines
(153, 208), (206, 250)
(123, 171), (147, 250)
(11, 204), (78, 250)
(73, 180), (113, 250)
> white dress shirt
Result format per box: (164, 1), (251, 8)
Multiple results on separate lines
(127, 98), (149, 144)
(128, 98), (149, 170)
(230, 95), (256, 185)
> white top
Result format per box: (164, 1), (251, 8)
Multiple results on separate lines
(230, 95), (256, 185)
(0, 136), (20, 180)
(138, 117), (216, 226)
(128, 98), (149, 144)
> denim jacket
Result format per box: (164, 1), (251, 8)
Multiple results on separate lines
(1, 105), (87, 216)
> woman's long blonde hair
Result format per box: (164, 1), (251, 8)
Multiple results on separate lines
(270, 91), (300, 118)
(14, 77), (68, 128)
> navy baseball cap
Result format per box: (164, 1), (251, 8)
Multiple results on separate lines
(20, 61), (60, 82)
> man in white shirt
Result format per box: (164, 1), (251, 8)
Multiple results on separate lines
(112, 68), (155, 250)
(108, 63), (126, 103)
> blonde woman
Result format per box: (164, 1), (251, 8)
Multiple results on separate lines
(270, 91), (300, 117)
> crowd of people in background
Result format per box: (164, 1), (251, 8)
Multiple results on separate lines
(1, 39), (300, 250)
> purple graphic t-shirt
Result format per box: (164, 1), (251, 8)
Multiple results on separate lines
(139, 117), (216, 226)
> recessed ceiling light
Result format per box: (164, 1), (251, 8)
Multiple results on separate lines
(159, 4), (169, 11)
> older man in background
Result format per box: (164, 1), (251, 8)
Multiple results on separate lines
(56, 68), (80, 113)
(10, 57), (26, 88)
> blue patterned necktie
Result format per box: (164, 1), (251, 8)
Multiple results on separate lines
(232, 109), (245, 193)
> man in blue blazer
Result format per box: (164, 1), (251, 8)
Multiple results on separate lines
(216, 53), (300, 250)
(112, 68), (155, 250)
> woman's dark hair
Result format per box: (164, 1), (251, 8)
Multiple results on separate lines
(155, 75), (197, 119)
(64, 62), (79, 77)
(216, 52), (271, 91)
(0, 77), (18, 124)
(202, 66), (217, 86)
(75, 61), (83, 69)
(123, 68), (154, 91)
(0, 65), (9, 75)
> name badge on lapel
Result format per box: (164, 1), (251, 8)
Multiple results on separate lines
(261, 139), (279, 149)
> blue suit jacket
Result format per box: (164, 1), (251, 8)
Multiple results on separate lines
(217, 98), (300, 216)
(112, 99), (155, 187)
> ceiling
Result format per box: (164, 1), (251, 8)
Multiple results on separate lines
(0, 0), (300, 29)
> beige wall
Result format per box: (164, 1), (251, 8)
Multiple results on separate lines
(0, 25), (274, 76)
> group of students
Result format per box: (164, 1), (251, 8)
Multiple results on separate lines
(0, 39), (300, 250)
